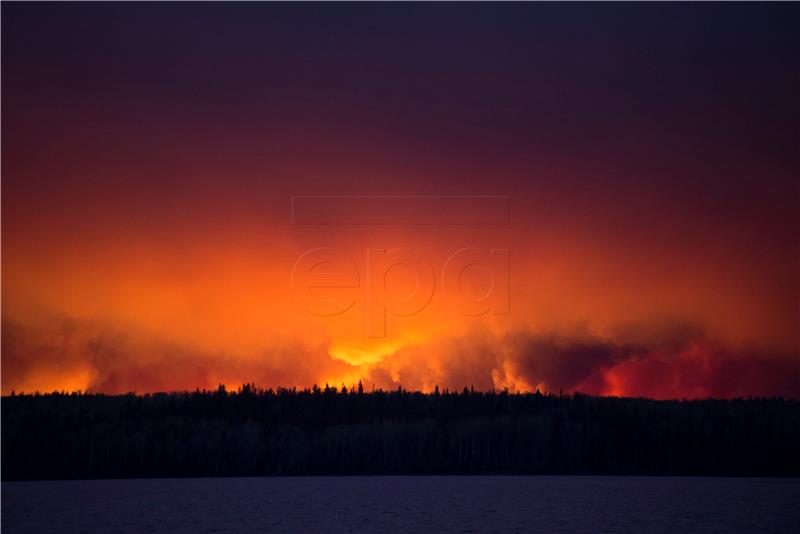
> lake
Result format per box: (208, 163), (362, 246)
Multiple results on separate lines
(3, 476), (799, 533)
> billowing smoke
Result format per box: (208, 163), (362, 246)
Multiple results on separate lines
(3, 317), (798, 399)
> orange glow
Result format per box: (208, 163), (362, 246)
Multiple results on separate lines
(3, 209), (797, 398)
(3, 5), (798, 399)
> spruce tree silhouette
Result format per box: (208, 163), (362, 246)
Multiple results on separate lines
(2, 388), (798, 479)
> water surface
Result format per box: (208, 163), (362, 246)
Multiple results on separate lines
(3, 476), (799, 533)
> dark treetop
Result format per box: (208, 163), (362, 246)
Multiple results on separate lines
(3, 385), (798, 480)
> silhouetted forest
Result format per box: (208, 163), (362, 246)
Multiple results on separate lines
(3, 385), (799, 480)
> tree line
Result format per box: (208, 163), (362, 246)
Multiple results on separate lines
(3, 384), (798, 479)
